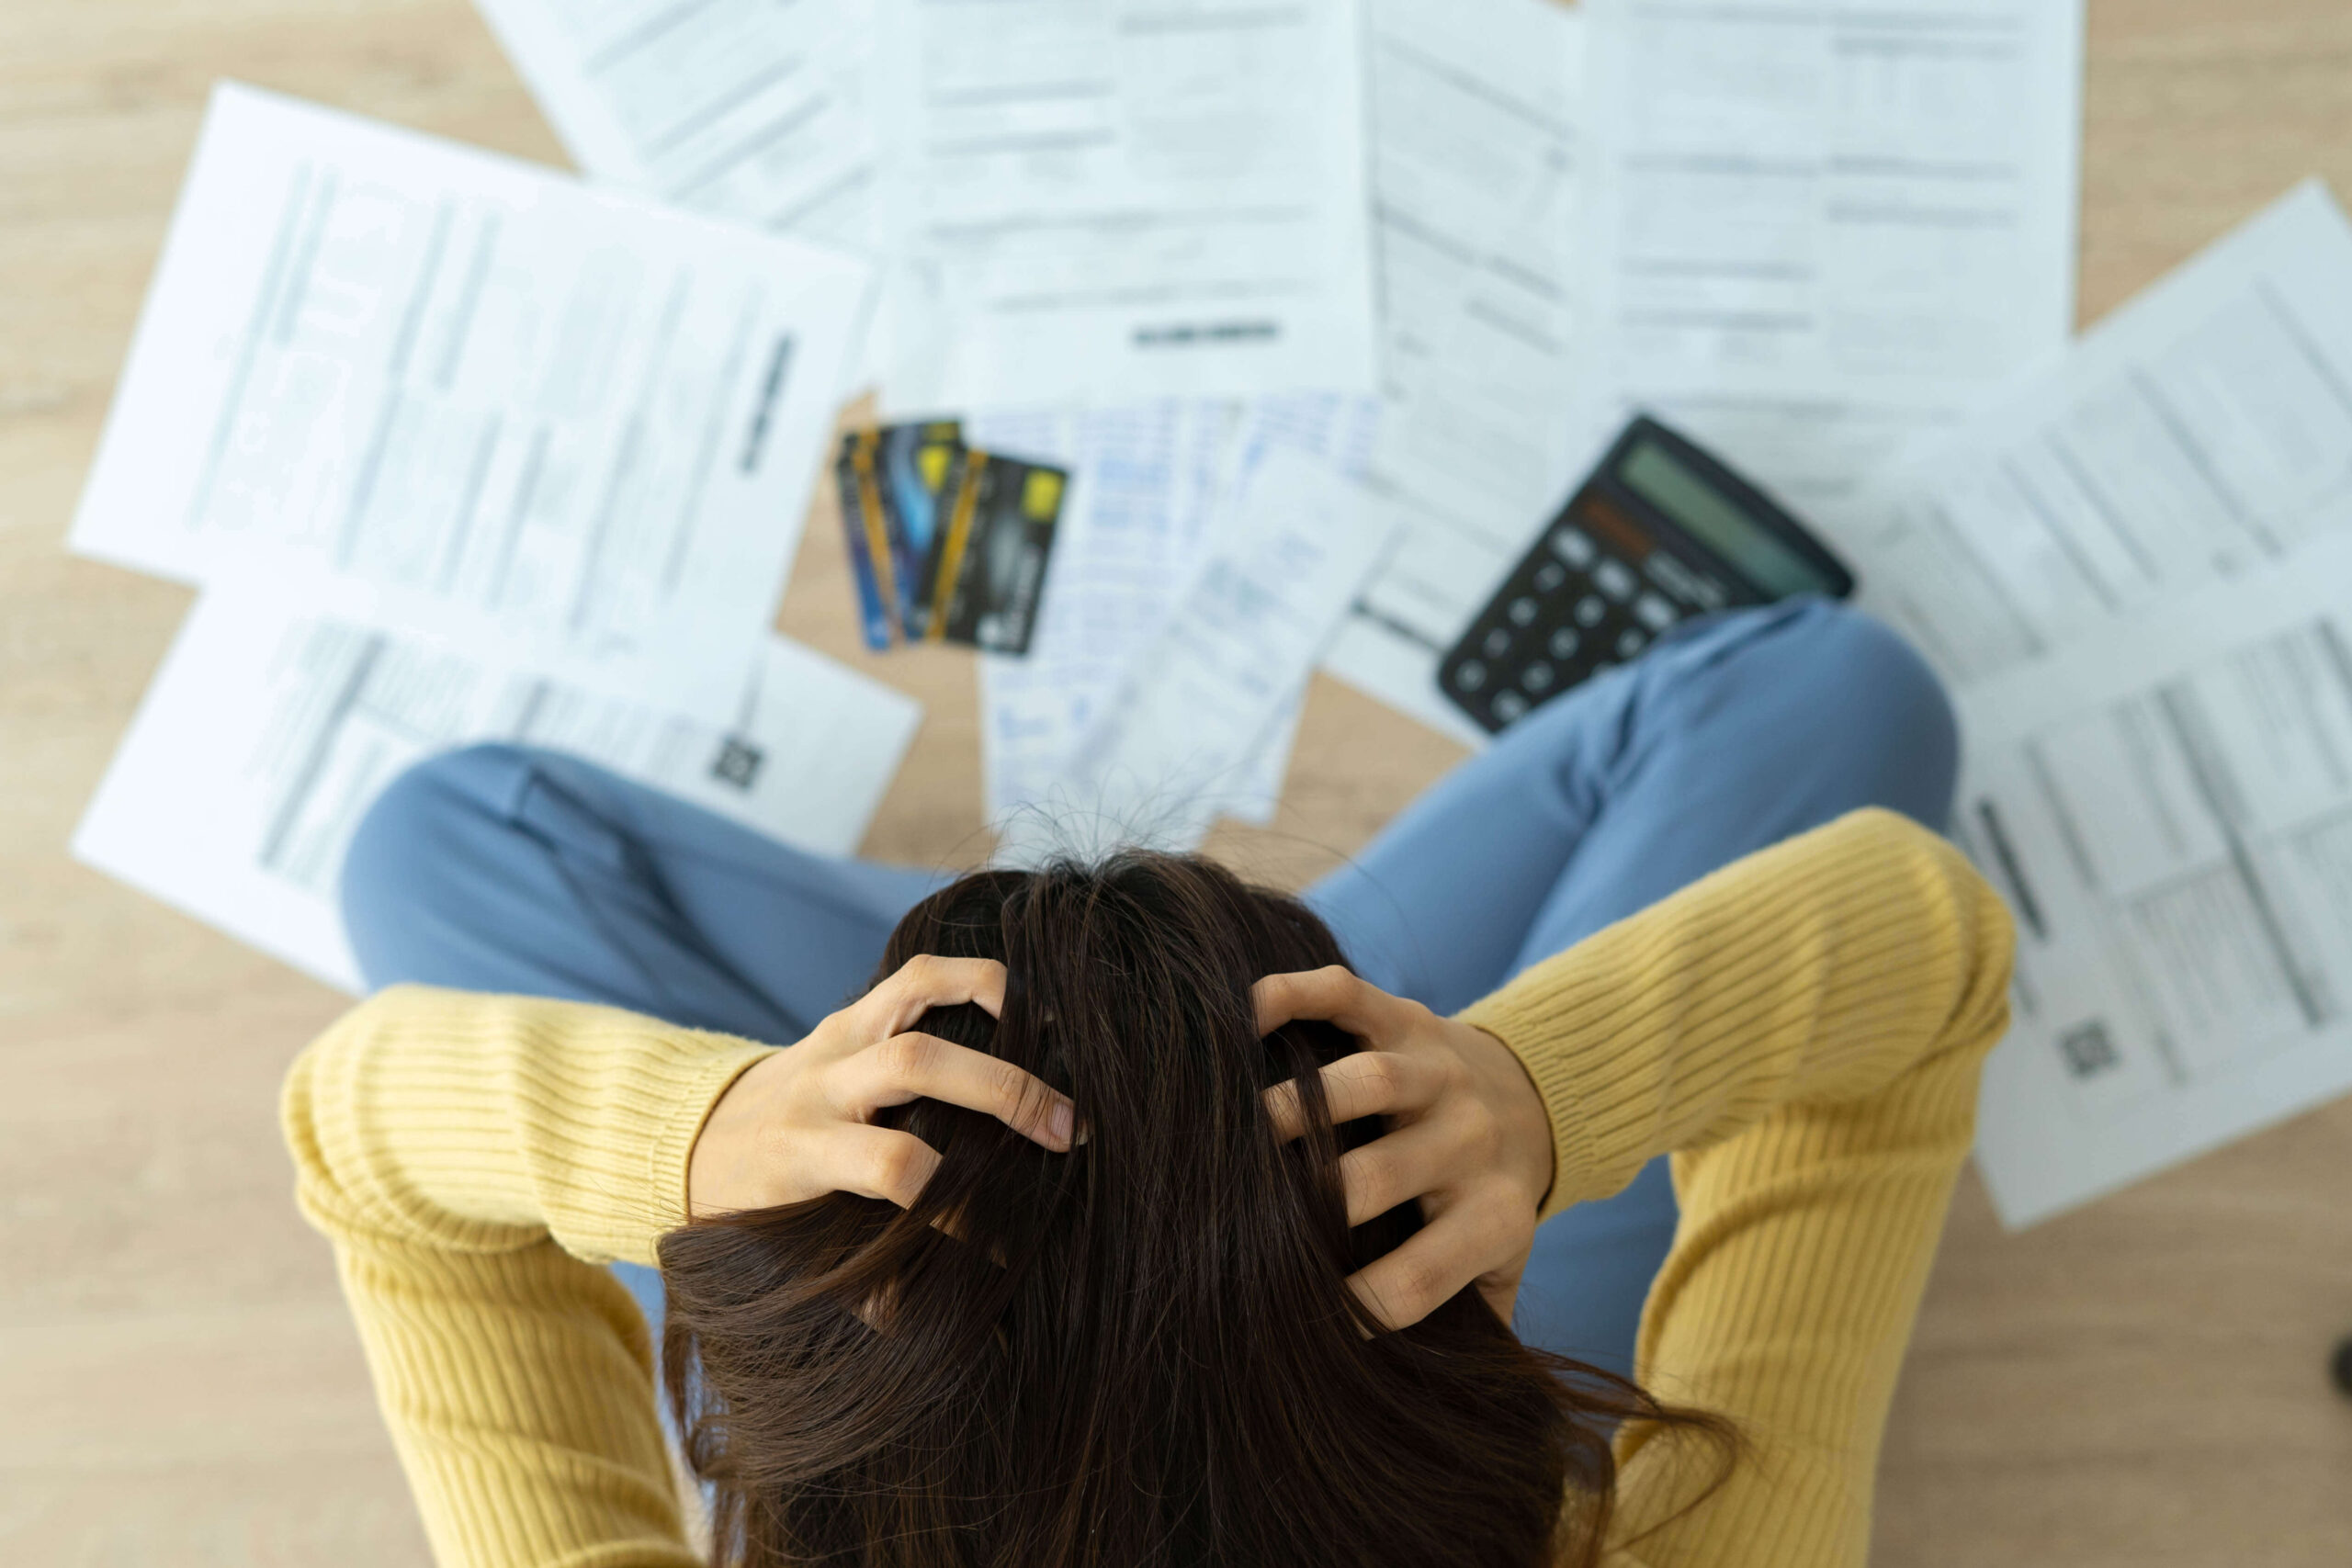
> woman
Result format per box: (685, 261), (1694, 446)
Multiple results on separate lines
(283, 600), (2014, 1566)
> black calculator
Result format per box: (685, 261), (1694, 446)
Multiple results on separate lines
(1437, 416), (1856, 734)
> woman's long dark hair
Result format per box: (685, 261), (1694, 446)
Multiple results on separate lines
(657, 852), (1730, 1567)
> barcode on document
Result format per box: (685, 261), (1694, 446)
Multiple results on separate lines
(2056, 1021), (2120, 1080)
(710, 738), (764, 791)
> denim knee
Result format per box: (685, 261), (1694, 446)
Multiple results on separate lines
(339, 743), (541, 942)
(1763, 600), (1960, 828)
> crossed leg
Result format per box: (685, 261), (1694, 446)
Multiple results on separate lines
(339, 598), (1957, 1376)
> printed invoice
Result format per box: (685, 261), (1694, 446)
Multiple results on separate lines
(74, 582), (921, 995)
(1368, 0), (1588, 524)
(1332, 0), (1589, 741)
(1580, 0), (2086, 508)
(874, 0), (1380, 411)
(70, 84), (874, 722)
(1832, 182), (2352, 684)
(470, 0), (883, 248)
(1958, 533), (2352, 1227)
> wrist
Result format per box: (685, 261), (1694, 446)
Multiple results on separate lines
(1457, 1021), (1556, 1210)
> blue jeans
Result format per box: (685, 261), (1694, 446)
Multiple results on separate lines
(341, 598), (1957, 1380)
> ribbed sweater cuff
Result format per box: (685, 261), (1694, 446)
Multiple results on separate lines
(643, 1040), (776, 1241)
(1459, 974), (1634, 1223)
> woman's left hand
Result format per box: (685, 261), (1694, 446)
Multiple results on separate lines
(1255, 966), (1555, 1331)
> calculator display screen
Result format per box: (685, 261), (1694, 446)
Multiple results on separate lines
(1617, 438), (1838, 597)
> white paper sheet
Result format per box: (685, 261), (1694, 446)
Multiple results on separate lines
(972, 401), (1238, 818)
(1831, 181), (2352, 684)
(972, 394), (1377, 837)
(69, 84), (875, 722)
(1213, 394), (1385, 814)
(1580, 0), (2085, 509)
(1368, 0), (1589, 520)
(996, 449), (1400, 860)
(873, 0), (1380, 412)
(470, 0), (883, 250)
(1306, 0), (1591, 746)
(74, 582), (921, 994)
(1955, 532), (2352, 1227)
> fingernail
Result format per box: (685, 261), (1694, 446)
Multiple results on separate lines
(1049, 1101), (1076, 1145)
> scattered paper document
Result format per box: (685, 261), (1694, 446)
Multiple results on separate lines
(873, 0), (1380, 411)
(1956, 532), (2352, 1227)
(1000, 450), (1400, 860)
(70, 84), (874, 723)
(1580, 0), (2086, 507)
(1212, 394), (1385, 805)
(975, 395), (1381, 840)
(972, 401), (1238, 818)
(1368, 0), (1589, 522)
(74, 582), (921, 995)
(1832, 181), (2352, 684)
(1299, 0), (1589, 747)
(470, 0), (884, 249)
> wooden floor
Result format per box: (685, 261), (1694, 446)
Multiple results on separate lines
(4, 1), (2352, 1561)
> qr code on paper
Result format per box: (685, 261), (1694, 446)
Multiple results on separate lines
(710, 738), (764, 791)
(2057, 1021), (2120, 1080)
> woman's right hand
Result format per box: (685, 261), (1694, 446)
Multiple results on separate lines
(687, 955), (1077, 1218)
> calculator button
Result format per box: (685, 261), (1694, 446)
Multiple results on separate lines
(1634, 592), (1679, 632)
(1507, 596), (1539, 627)
(1549, 527), (1597, 568)
(1547, 627), (1579, 660)
(1573, 595), (1607, 627)
(1491, 691), (1530, 724)
(1593, 558), (1638, 601)
(1532, 560), (1568, 593)
(1521, 661), (1555, 694)
(1481, 626), (1512, 658)
(1615, 627), (1647, 660)
(1645, 550), (1726, 609)
(1453, 659), (1487, 692)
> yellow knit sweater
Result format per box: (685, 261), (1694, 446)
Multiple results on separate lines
(282, 807), (2013, 1567)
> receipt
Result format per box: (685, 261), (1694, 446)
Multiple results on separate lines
(1000, 449), (1401, 860)
(973, 401), (1238, 820)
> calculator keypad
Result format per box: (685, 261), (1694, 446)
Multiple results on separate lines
(1438, 500), (1742, 734)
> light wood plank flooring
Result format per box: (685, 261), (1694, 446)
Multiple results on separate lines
(4, 2), (2350, 1560)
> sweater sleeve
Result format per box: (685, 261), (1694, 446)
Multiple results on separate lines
(280, 986), (775, 1568)
(1456, 808), (2014, 1568)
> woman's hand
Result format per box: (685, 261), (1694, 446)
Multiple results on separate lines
(688, 955), (1076, 1218)
(1256, 966), (1555, 1331)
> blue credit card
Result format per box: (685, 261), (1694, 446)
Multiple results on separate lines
(876, 421), (964, 637)
(833, 431), (901, 650)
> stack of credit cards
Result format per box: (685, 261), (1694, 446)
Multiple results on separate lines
(834, 421), (1066, 656)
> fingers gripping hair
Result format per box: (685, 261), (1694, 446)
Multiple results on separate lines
(655, 853), (1732, 1568)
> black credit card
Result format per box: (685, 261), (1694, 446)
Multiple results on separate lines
(925, 448), (1065, 655)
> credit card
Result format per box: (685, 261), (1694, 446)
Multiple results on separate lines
(835, 430), (901, 649)
(924, 449), (1065, 655)
(876, 420), (964, 635)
